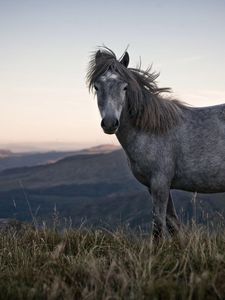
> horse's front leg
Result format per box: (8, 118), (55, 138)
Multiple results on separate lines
(150, 177), (170, 238)
(166, 192), (181, 235)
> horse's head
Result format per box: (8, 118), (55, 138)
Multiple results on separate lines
(93, 51), (130, 134)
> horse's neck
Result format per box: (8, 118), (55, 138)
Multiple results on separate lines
(116, 109), (137, 150)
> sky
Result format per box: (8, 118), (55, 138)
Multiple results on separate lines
(1, 0), (225, 151)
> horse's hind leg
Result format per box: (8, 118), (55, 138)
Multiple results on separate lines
(166, 192), (181, 235)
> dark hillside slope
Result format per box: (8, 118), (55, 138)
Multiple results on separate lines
(0, 148), (224, 229)
(0, 150), (132, 189)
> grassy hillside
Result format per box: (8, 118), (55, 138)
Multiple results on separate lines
(0, 225), (225, 300)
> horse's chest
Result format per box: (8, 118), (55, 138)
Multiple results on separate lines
(128, 158), (150, 187)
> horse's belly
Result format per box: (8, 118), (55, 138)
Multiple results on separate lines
(172, 167), (225, 193)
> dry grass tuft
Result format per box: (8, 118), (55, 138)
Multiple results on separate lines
(0, 225), (225, 299)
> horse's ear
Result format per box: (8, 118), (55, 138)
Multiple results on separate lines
(120, 52), (129, 67)
(95, 50), (102, 63)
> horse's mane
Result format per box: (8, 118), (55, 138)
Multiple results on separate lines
(87, 47), (190, 134)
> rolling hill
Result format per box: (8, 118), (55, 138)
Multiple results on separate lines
(0, 145), (224, 230)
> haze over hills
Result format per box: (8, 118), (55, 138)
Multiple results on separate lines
(0, 142), (94, 153)
(0, 144), (224, 230)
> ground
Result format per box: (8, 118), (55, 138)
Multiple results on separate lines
(0, 224), (225, 300)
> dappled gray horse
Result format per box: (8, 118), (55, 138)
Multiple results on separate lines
(87, 47), (225, 237)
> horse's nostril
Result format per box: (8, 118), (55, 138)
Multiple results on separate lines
(114, 119), (119, 127)
(101, 118), (119, 132)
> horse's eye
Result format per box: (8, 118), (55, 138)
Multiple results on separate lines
(94, 85), (98, 91)
(123, 86), (127, 91)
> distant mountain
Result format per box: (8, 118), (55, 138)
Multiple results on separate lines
(0, 145), (224, 230)
(0, 149), (13, 158)
(0, 144), (120, 172)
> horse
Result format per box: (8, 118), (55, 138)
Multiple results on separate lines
(87, 47), (225, 237)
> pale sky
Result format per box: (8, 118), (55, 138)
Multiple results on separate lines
(1, 0), (225, 151)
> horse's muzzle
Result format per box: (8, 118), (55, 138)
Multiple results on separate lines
(101, 118), (119, 134)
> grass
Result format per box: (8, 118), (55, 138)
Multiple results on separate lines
(0, 224), (225, 300)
